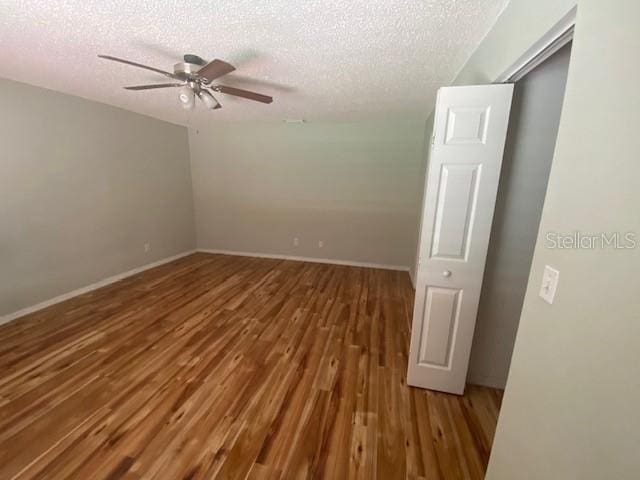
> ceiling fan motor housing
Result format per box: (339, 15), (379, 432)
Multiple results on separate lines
(174, 61), (202, 79)
(183, 54), (206, 66)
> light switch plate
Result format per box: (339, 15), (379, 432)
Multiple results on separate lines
(539, 265), (560, 304)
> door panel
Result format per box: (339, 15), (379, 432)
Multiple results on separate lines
(431, 164), (481, 260)
(408, 84), (513, 394)
(444, 106), (490, 145)
(418, 286), (461, 367)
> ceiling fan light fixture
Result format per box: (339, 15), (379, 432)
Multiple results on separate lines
(178, 86), (195, 110)
(198, 89), (221, 110)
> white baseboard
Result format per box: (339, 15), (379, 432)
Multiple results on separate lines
(409, 268), (417, 289)
(0, 250), (196, 326)
(1, 248), (410, 326)
(198, 248), (410, 272)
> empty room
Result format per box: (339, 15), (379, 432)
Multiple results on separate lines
(1, 1), (638, 479)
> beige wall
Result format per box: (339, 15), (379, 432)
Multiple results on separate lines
(189, 118), (425, 268)
(445, 0), (640, 478)
(0, 78), (195, 317)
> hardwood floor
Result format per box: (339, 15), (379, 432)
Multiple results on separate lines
(0, 253), (502, 479)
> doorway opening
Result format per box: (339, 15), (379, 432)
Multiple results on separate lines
(467, 42), (573, 389)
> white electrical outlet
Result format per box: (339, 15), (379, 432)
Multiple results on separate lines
(318, 241), (324, 248)
(293, 237), (299, 247)
(539, 265), (559, 304)
(144, 243), (151, 253)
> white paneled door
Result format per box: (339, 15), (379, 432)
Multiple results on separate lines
(408, 84), (514, 394)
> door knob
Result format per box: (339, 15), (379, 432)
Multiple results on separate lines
(443, 270), (452, 278)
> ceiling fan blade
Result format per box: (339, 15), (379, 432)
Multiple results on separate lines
(124, 83), (184, 90)
(198, 59), (236, 82)
(98, 55), (181, 80)
(214, 85), (273, 104)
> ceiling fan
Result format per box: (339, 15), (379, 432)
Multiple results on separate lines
(98, 53), (273, 111)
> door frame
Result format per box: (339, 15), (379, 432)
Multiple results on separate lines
(473, 5), (577, 392)
(473, 1), (578, 417)
(495, 6), (576, 83)
(483, 4), (577, 391)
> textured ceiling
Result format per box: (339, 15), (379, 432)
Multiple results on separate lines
(0, 0), (508, 126)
